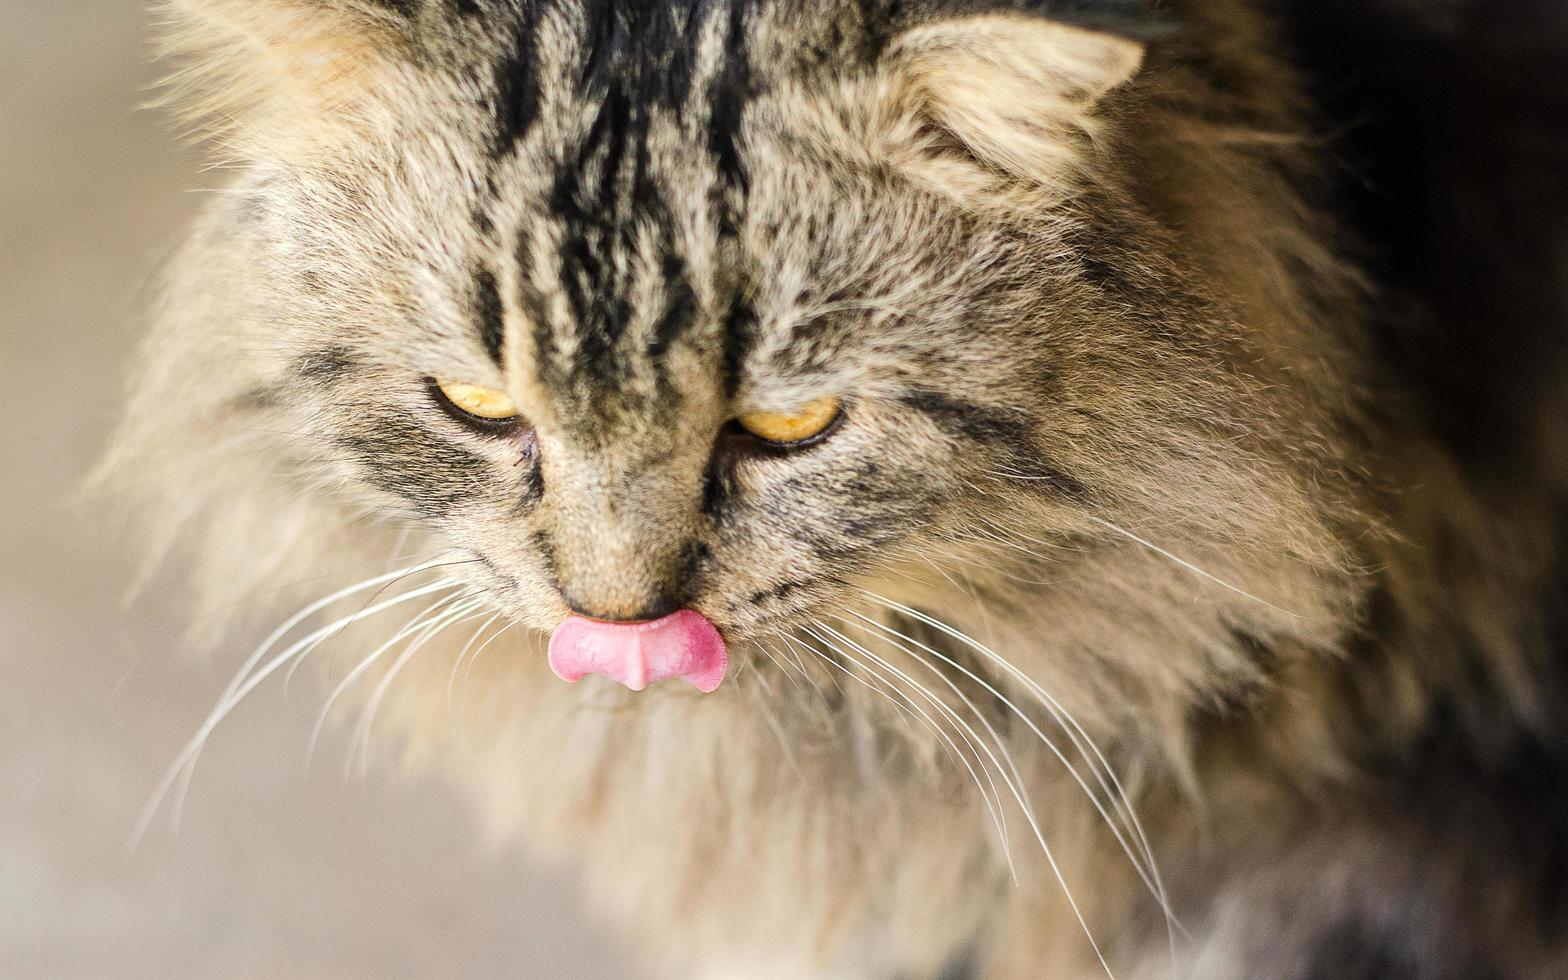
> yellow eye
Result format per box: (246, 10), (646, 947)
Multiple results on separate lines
(431, 378), (521, 422)
(737, 396), (843, 445)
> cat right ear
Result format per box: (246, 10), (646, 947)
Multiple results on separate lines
(155, 0), (411, 155)
(869, 14), (1146, 212)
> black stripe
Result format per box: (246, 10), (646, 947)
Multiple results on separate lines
(898, 389), (1036, 444)
(707, 0), (753, 197)
(708, 3), (755, 395)
(719, 298), (757, 398)
(526, 2), (760, 403)
(371, 0), (419, 16)
(860, 1), (1175, 44)
(549, 0), (707, 397)
(649, 256), (698, 396)
(530, 528), (559, 588)
(336, 416), (491, 516)
(748, 578), (809, 607)
(549, 86), (635, 387)
(474, 263), (505, 367)
(900, 389), (1087, 499)
(489, 6), (541, 157)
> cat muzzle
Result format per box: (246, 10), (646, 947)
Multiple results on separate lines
(547, 609), (728, 693)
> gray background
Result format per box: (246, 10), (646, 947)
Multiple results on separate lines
(1, 5), (640, 977)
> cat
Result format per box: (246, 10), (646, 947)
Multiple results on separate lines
(102, 0), (1568, 977)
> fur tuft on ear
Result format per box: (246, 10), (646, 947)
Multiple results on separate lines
(154, 0), (410, 155)
(877, 15), (1145, 211)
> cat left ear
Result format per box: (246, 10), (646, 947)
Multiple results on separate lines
(156, 0), (410, 154)
(873, 15), (1145, 209)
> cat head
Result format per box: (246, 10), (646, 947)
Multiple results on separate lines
(120, 0), (1374, 738)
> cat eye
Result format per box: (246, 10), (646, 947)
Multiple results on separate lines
(735, 396), (843, 446)
(428, 377), (523, 429)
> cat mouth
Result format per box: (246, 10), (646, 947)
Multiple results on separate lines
(546, 609), (729, 694)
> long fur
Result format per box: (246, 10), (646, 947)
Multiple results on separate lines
(103, 1), (1568, 976)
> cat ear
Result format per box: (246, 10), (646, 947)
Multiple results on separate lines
(874, 15), (1145, 210)
(155, 0), (409, 152)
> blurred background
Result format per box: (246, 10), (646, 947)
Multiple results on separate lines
(0, 4), (639, 976)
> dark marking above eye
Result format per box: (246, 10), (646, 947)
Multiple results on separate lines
(370, 0), (418, 16)
(547, 83), (647, 386)
(647, 261), (697, 363)
(720, 297), (758, 399)
(474, 263), (506, 367)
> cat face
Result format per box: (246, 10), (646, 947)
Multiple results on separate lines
(207, 2), (1154, 641)
(136, 0), (1369, 718)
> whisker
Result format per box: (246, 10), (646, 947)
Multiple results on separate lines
(446, 611), (504, 710)
(743, 648), (806, 775)
(129, 576), (464, 852)
(216, 557), (455, 729)
(842, 608), (1183, 949)
(811, 621), (1020, 884)
(805, 618), (1121, 976)
(303, 588), (473, 772)
(758, 635), (833, 709)
(461, 621), (519, 683)
(836, 618), (1025, 804)
(282, 556), (481, 694)
(347, 596), (488, 778)
(800, 623), (1016, 882)
(859, 591), (1182, 962)
(1088, 516), (1300, 619)
(774, 631), (919, 754)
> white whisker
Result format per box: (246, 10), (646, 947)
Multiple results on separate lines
(843, 608), (1183, 950)
(774, 630), (920, 753)
(129, 575), (464, 852)
(859, 591), (1183, 963)
(812, 621), (1020, 884)
(303, 587), (473, 772)
(281, 555), (478, 694)
(824, 614), (1114, 979)
(1088, 516), (1300, 619)
(347, 596), (488, 778)
(743, 648), (806, 774)
(461, 621), (519, 683)
(446, 612), (504, 710)
(801, 623), (1018, 885)
(218, 557), (455, 727)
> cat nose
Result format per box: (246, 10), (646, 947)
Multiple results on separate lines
(560, 591), (682, 625)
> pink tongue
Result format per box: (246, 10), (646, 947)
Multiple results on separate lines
(547, 609), (728, 694)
